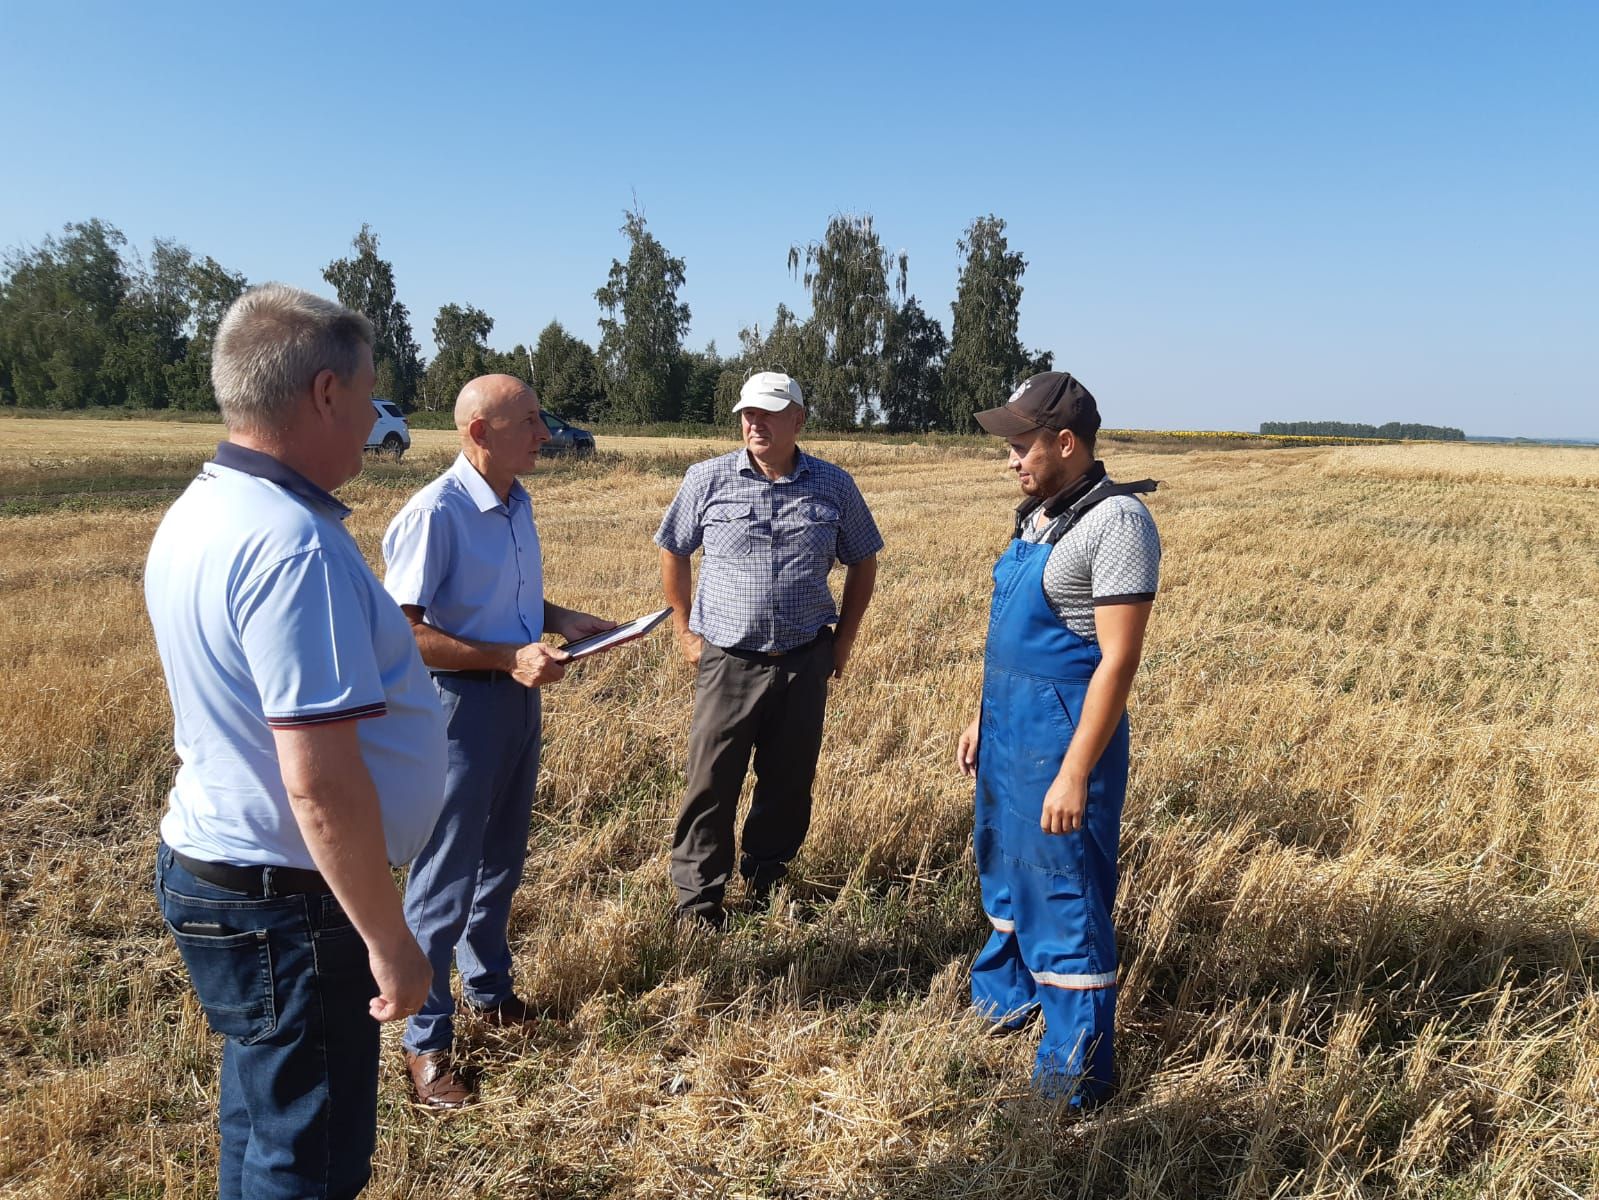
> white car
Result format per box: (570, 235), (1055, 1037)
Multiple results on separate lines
(365, 399), (411, 458)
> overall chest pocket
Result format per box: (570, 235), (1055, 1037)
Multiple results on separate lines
(703, 503), (756, 557)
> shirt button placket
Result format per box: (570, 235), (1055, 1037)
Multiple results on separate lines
(768, 492), (779, 645)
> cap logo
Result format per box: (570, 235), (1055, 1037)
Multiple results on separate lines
(1008, 379), (1032, 405)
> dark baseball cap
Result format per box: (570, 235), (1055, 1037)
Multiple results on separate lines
(974, 372), (1099, 438)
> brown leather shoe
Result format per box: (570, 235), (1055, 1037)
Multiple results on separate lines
(404, 1050), (473, 1109)
(466, 994), (543, 1030)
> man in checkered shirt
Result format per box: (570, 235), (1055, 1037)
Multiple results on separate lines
(655, 372), (882, 929)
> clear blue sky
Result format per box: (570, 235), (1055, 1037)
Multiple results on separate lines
(2, 1), (1594, 437)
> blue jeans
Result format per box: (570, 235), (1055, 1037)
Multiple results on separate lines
(155, 843), (380, 1200)
(403, 675), (541, 1055)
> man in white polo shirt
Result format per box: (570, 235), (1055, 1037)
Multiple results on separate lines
(382, 374), (612, 1108)
(146, 284), (448, 1199)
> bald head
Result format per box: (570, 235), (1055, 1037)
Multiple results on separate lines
(453, 374), (550, 495)
(454, 374), (537, 430)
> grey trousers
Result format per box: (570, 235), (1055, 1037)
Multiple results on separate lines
(403, 676), (541, 1054)
(670, 630), (834, 916)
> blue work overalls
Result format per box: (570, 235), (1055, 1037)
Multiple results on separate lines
(971, 483), (1145, 1102)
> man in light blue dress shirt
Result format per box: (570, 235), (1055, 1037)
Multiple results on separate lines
(382, 374), (612, 1108)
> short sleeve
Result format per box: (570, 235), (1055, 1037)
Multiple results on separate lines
(654, 469), (709, 556)
(833, 475), (884, 565)
(381, 504), (452, 610)
(1089, 503), (1161, 605)
(234, 550), (387, 726)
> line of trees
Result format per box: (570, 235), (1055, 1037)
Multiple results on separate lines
(0, 219), (247, 412)
(1260, 421), (1465, 440)
(0, 209), (1053, 431)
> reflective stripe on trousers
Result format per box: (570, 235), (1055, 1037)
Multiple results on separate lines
(971, 534), (1127, 1102)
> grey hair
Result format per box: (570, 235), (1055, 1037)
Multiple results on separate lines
(211, 283), (374, 431)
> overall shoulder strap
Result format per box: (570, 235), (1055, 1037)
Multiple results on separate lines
(1011, 497), (1044, 542)
(1035, 478), (1159, 546)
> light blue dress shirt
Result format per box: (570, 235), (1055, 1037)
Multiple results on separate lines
(381, 453), (544, 644)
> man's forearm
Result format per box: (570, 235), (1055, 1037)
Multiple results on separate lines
(1060, 600), (1152, 782)
(835, 555), (878, 640)
(273, 723), (411, 951)
(402, 607), (519, 672)
(660, 549), (695, 636)
(1058, 656), (1139, 780)
(544, 601), (580, 641)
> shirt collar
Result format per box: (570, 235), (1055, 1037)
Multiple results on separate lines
(212, 442), (351, 519)
(449, 453), (528, 513)
(738, 446), (812, 482)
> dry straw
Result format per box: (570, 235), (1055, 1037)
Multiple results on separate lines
(2, 425), (1597, 1197)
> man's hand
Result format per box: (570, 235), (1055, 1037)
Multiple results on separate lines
(677, 629), (705, 667)
(366, 929), (432, 1023)
(510, 642), (569, 688)
(1041, 772), (1087, 834)
(957, 715), (980, 777)
(830, 630), (856, 679)
(547, 606), (617, 643)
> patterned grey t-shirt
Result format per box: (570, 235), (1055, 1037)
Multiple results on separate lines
(1020, 491), (1161, 642)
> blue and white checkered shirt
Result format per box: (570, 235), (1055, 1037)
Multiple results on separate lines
(655, 448), (883, 653)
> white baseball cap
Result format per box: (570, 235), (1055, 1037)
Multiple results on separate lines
(734, 371), (805, 413)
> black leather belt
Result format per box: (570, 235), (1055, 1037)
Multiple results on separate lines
(722, 629), (831, 661)
(430, 669), (513, 682)
(174, 850), (333, 897)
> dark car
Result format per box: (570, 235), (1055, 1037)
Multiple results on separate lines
(541, 411), (596, 456)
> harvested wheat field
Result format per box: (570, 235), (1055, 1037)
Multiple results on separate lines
(2, 420), (1597, 1198)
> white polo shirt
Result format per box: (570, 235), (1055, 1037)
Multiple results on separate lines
(381, 453), (544, 644)
(145, 443), (448, 869)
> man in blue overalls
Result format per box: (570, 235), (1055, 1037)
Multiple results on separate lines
(957, 372), (1160, 1105)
